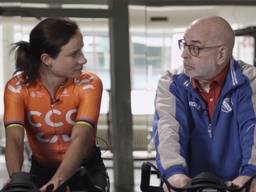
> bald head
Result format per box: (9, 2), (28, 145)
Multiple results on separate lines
(188, 16), (235, 54)
(182, 16), (235, 80)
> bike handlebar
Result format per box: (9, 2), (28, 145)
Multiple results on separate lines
(51, 166), (103, 192)
(140, 162), (256, 192)
(1, 166), (103, 192)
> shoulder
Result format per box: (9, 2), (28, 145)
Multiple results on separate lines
(80, 71), (101, 80)
(6, 73), (23, 84)
(5, 73), (25, 94)
(74, 71), (103, 90)
(77, 71), (101, 82)
(236, 60), (256, 95)
(157, 67), (187, 90)
(239, 60), (256, 81)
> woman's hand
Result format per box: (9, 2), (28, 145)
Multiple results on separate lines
(40, 177), (62, 192)
(40, 181), (71, 192)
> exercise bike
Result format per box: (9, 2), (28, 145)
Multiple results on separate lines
(0, 166), (105, 192)
(140, 162), (256, 192)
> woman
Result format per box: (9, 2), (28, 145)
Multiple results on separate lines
(4, 17), (109, 192)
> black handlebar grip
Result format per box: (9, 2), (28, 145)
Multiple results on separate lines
(140, 162), (151, 191)
(46, 184), (54, 192)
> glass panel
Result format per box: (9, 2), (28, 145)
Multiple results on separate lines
(234, 36), (254, 65)
(83, 30), (110, 91)
(0, 25), (3, 118)
(78, 20), (110, 112)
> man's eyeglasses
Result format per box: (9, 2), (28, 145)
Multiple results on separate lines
(178, 39), (223, 57)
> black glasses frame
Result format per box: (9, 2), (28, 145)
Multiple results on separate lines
(178, 39), (223, 57)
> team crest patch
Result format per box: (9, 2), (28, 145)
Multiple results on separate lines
(221, 97), (233, 113)
(189, 101), (201, 110)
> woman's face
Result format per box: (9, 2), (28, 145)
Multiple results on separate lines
(47, 31), (87, 79)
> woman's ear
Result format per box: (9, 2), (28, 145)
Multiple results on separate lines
(40, 53), (52, 67)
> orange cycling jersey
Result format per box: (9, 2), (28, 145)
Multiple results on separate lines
(4, 71), (102, 167)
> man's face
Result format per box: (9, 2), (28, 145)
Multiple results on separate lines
(181, 25), (221, 81)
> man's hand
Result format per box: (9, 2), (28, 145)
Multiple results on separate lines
(232, 176), (256, 192)
(163, 174), (191, 192)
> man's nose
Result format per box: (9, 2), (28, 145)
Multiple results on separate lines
(181, 46), (190, 58)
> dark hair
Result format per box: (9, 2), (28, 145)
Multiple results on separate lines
(11, 17), (79, 84)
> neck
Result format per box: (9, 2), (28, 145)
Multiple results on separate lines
(198, 79), (210, 93)
(196, 63), (228, 93)
(39, 67), (66, 97)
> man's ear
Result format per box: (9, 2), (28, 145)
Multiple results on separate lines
(217, 47), (226, 65)
(40, 53), (52, 67)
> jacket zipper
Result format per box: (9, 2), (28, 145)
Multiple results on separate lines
(208, 123), (212, 138)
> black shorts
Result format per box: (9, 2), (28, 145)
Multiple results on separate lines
(30, 146), (110, 192)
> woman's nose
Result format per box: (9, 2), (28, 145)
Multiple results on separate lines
(79, 54), (87, 65)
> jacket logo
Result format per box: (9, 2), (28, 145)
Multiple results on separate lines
(221, 97), (233, 113)
(189, 101), (201, 110)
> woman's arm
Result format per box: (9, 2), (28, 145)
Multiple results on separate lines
(5, 125), (25, 176)
(40, 123), (94, 191)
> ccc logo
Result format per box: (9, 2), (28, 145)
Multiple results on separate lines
(27, 109), (77, 128)
(27, 109), (77, 143)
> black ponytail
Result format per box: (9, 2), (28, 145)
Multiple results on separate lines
(11, 41), (39, 84)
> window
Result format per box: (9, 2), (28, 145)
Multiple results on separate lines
(234, 36), (254, 65)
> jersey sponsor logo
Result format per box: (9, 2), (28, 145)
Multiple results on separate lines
(30, 91), (45, 98)
(82, 84), (94, 90)
(66, 109), (77, 124)
(28, 109), (76, 127)
(45, 109), (64, 127)
(189, 101), (201, 110)
(27, 109), (76, 143)
(7, 84), (21, 93)
(74, 76), (94, 84)
(27, 111), (42, 127)
(36, 133), (71, 143)
(79, 78), (93, 84)
(74, 77), (95, 90)
(60, 89), (69, 97)
(221, 97), (233, 113)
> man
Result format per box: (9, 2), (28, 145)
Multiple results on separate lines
(153, 16), (256, 192)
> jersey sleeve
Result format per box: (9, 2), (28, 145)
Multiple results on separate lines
(76, 73), (103, 128)
(4, 78), (25, 127)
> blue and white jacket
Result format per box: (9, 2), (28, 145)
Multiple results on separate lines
(153, 59), (256, 181)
